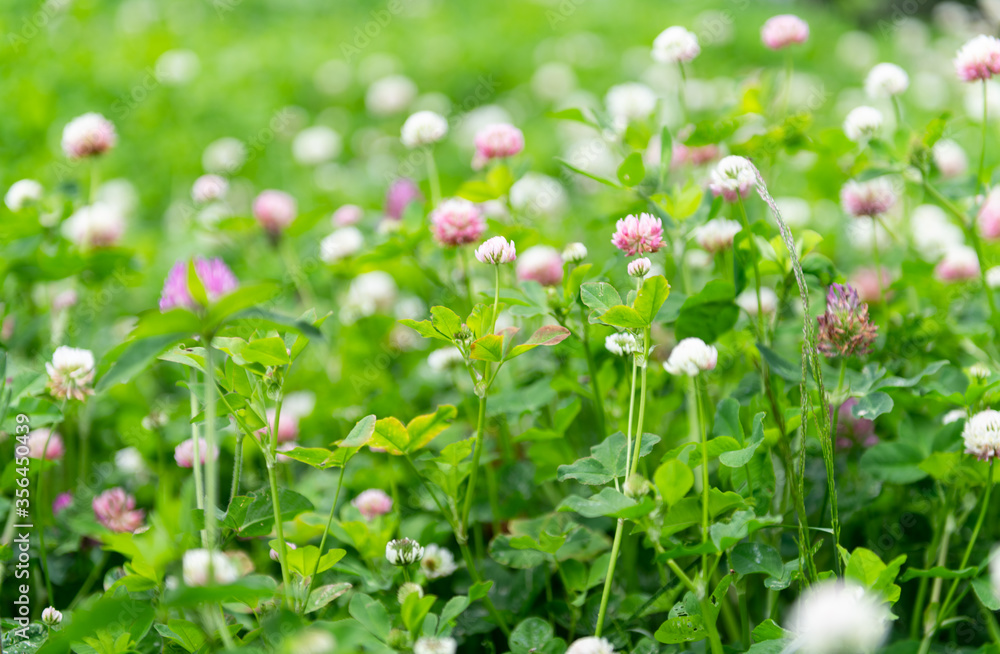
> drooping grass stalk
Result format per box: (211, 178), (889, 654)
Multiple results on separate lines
(426, 148), (442, 207)
(750, 162), (832, 579)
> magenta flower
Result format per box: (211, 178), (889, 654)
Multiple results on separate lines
(352, 489), (394, 520)
(259, 408), (299, 443)
(849, 267), (891, 303)
(761, 15), (809, 50)
(817, 284), (878, 358)
(53, 492), (73, 514)
(954, 35), (1000, 83)
(332, 204), (364, 227)
(93, 488), (145, 533)
(671, 143), (719, 169)
(385, 178), (423, 220)
(611, 213), (664, 256)
(840, 179), (897, 218)
(472, 123), (524, 170)
(429, 199), (486, 246)
(979, 188), (1000, 240)
(253, 190), (297, 235)
(935, 246), (981, 282)
(516, 245), (564, 286)
(159, 257), (239, 312)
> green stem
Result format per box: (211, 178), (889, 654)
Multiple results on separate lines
(427, 148), (442, 207)
(938, 461), (994, 625)
(188, 369), (206, 545)
(628, 327), (650, 478)
(458, 541), (510, 636)
(204, 341), (219, 549)
(229, 432), (244, 508)
(594, 519), (625, 637)
(265, 394), (292, 607)
(305, 460), (347, 607)
(695, 375), (711, 576)
(460, 394), (488, 542)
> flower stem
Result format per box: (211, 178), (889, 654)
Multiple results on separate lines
(266, 396), (293, 608)
(594, 518), (625, 637)
(628, 327), (650, 479)
(229, 432), (244, 508)
(460, 394), (488, 543)
(304, 459), (347, 608)
(203, 341), (219, 549)
(427, 148), (442, 207)
(695, 374), (711, 575)
(189, 369), (206, 546)
(458, 541), (511, 636)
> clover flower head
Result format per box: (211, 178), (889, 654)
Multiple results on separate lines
(475, 236), (517, 264)
(817, 284), (878, 358)
(46, 346), (95, 401)
(708, 156), (755, 202)
(386, 538), (424, 566)
(612, 213), (664, 255)
(652, 26), (700, 64)
(664, 338), (718, 376)
(962, 409), (1000, 461)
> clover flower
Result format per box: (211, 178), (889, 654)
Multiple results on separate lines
(509, 173), (568, 218)
(955, 35), (1000, 82)
(612, 213), (664, 255)
(386, 538), (424, 566)
(353, 489), (394, 520)
(865, 63), (909, 98)
(708, 156), (755, 202)
(62, 202), (126, 248)
(606, 333), (639, 357)
(191, 175), (228, 204)
(652, 26), (700, 64)
(934, 245), (981, 282)
(385, 178), (423, 220)
(933, 139), (968, 178)
(663, 338), (718, 376)
(62, 113), (116, 159)
(979, 188), (1000, 240)
(788, 581), (890, 654)
(420, 544), (458, 579)
(761, 15), (809, 50)
(562, 242), (588, 264)
(26, 429), (64, 461)
(332, 204), (364, 227)
(46, 346), (95, 401)
(41, 607), (62, 627)
(292, 125), (342, 165)
(174, 438), (219, 468)
(397, 582), (423, 603)
(159, 257), (238, 311)
(816, 284), (877, 358)
(269, 542), (297, 562)
(472, 123), (524, 169)
(183, 549), (239, 586)
(605, 83), (657, 129)
(566, 637), (616, 654)
(414, 637), (457, 654)
(693, 218), (742, 254)
(93, 488), (145, 533)
(401, 111), (448, 148)
(840, 178), (897, 218)
(850, 267), (891, 303)
(202, 137), (247, 173)
(429, 198), (486, 246)
(320, 227), (364, 263)
(516, 245), (563, 286)
(4, 180), (43, 212)
(475, 236), (517, 264)
(835, 399), (877, 450)
(253, 189), (297, 235)
(628, 257), (651, 278)
(843, 106), (883, 142)
(962, 409), (1000, 461)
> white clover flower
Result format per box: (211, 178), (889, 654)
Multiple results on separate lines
(865, 63), (909, 98)
(320, 227), (364, 263)
(955, 34), (1000, 82)
(401, 111), (449, 148)
(397, 582), (424, 603)
(652, 26), (700, 64)
(62, 113), (116, 159)
(41, 606), (62, 626)
(386, 538), (424, 566)
(663, 338), (718, 376)
(62, 202), (126, 249)
(943, 408), (967, 424)
(182, 549), (239, 586)
(970, 363), (992, 382)
(414, 636), (457, 654)
(420, 544), (458, 579)
(707, 156), (755, 202)
(202, 137), (247, 174)
(428, 347), (465, 371)
(5, 180), (43, 212)
(191, 174), (228, 204)
(475, 236), (517, 264)
(510, 173), (568, 218)
(344, 271), (398, 320)
(933, 139), (968, 178)
(288, 629), (337, 654)
(605, 83), (657, 130)
(605, 333), (639, 357)
(736, 287), (779, 316)
(115, 447), (148, 478)
(788, 581), (890, 654)
(366, 75), (418, 116)
(155, 49), (200, 85)
(628, 257), (652, 278)
(963, 409), (1000, 461)
(911, 205), (964, 261)
(566, 636), (616, 654)
(562, 242), (588, 263)
(843, 106), (884, 142)
(693, 218), (742, 253)
(293, 125), (342, 165)
(46, 346), (95, 401)
(987, 266), (1000, 289)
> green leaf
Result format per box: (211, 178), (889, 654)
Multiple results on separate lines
(304, 582), (352, 614)
(430, 306), (464, 341)
(97, 333), (187, 392)
(507, 325), (572, 359)
(731, 542), (784, 578)
(205, 283), (280, 329)
(371, 417), (410, 454)
(600, 305), (647, 329)
(349, 593), (391, 642)
(719, 412), (765, 467)
(617, 152), (646, 187)
(852, 392), (894, 420)
(338, 414), (377, 448)
(438, 596), (470, 630)
(757, 343), (801, 382)
(228, 308), (323, 339)
(155, 619), (206, 653)
(236, 488), (314, 537)
(973, 576), (1000, 611)
(675, 280), (738, 342)
(510, 617), (555, 654)
(751, 619), (788, 643)
(557, 487), (655, 519)
(845, 548), (886, 587)
(242, 337), (290, 366)
(558, 432), (661, 485)
(634, 275), (671, 324)
(470, 333), (504, 362)
(860, 442), (928, 484)
(469, 581), (493, 601)
(654, 459), (694, 507)
(655, 615), (706, 644)
(399, 318), (452, 343)
(900, 566), (978, 582)
(401, 592), (437, 635)
(406, 405), (458, 452)
(580, 282), (623, 316)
